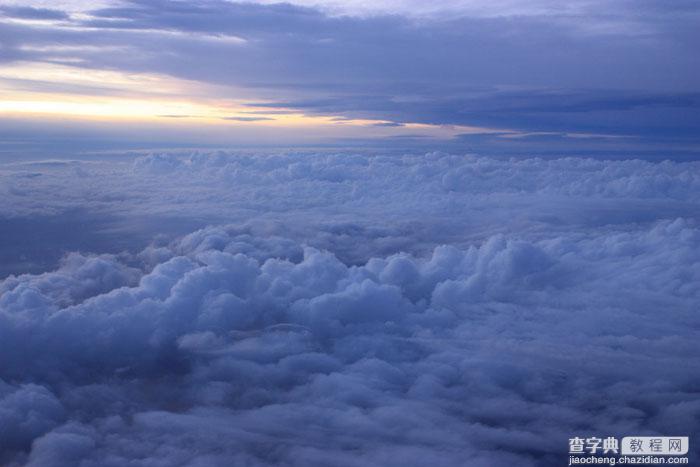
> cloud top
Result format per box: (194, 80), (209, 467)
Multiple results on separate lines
(0, 151), (699, 465)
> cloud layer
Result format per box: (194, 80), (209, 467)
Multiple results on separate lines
(2, 0), (699, 154)
(0, 151), (699, 465)
(2, 150), (699, 272)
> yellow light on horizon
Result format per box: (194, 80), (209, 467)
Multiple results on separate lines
(0, 62), (503, 138)
(0, 97), (222, 120)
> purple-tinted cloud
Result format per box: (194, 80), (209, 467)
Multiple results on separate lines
(1, 0), (698, 154)
(0, 150), (699, 465)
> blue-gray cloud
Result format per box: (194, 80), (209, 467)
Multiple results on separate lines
(0, 5), (69, 20)
(221, 116), (274, 122)
(1, 151), (699, 465)
(1, 0), (699, 154)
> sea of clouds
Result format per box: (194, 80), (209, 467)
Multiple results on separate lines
(0, 152), (698, 466)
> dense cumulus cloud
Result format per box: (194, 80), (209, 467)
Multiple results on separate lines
(0, 151), (699, 465)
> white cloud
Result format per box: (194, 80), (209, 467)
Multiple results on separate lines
(0, 151), (699, 464)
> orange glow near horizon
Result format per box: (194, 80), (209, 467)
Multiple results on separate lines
(0, 61), (505, 139)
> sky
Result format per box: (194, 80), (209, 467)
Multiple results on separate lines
(1, 0), (699, 157)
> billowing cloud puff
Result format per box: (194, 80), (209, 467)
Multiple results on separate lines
(1, 151), (699, 465)
(0, 182), (698, 465)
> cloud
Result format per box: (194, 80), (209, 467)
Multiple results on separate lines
(0, 217), (698, 465)
(0, 6), (69, 20)
(0, 382), (65, 456)
(372, 121), (404, 127)
(0, 151), (699, 465)
(157, 114), (197, 119)
(2, 151), (699, 271)
(247, 90), (700, 144)
(1, 0), (699, 153)
(221, 116), (274, 122)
